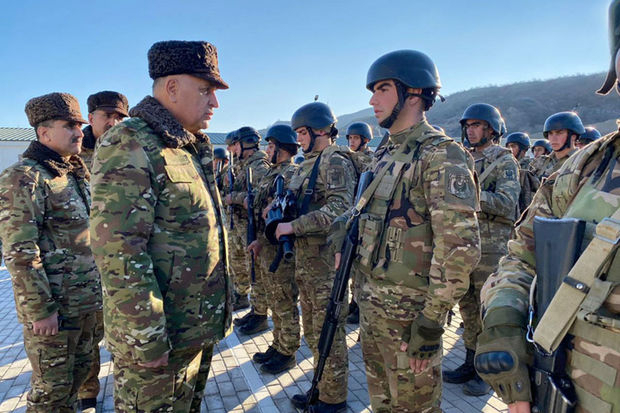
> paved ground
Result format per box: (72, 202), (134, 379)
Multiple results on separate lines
(0, 264), (507, 412)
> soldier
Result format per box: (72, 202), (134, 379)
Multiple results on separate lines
(530, 139), (552, 159)
(247, 124), (301, 374)
(344, 121), (374, 324)
(443, 103), (520, 396)
(331, 50), (481, 412)
(213, 147), (229, 190)
(529, 111), (585, 181)
(275, 101), (357, 412)
(89, 40), (231, 412)
(80, 91), (129, 169)
(78, 90), (129, 412)
(505, 132), (532, 170)
(0, 92), (101, 412)
(225, 127), (271, 334)
(576, 126), (602, 149)
(505, 132), (540, 215)
(476, 3), (620, 411)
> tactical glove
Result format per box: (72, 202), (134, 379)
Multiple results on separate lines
(402, 314), (444, 359)
(326, 213), (350, 256)
(474, 307), (533, 404)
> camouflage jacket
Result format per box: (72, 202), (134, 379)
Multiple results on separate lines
(89, 96), (230, 364)
(79, 125), (96, 171)
(0, 141), (101, 324)
(288, 144), (357, 247)
(354, 146), (374, 173)
(482, 130), (620, 409)
(519, 157), (532, 170)
(229, 150), (270, 222)
(356, 120), (481, 322)
(529, 149), (577, 181)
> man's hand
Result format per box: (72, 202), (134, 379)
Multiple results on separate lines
(243, 197), (248, 210)
(275, 222), (293, 240)
(508, 402), (531, 413)
(247, 240), (262, 257)
(262, 202), (273, 220)
(225, 194), (232, 205)
(400, 314), (444, 374)
(138, 351), (169, 368)
(399, 341), (431, 374)
(334, 252), (342, 270)
(32, 311), (59, 336)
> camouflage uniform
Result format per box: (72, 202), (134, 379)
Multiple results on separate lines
(89, 96), (231, 412)
(229, 150), (270, 312)
(80, 125), (96, 170)
(529, 149), (577, 181)
(254, 160), (300, 356)
(482, 130), (620, 411)
(0, 141), (102, 412)
(354, 121), (481, 412)
(458, 144), (519, 350)
(516, 157), (539, 216)
(288, 143), (357, 405)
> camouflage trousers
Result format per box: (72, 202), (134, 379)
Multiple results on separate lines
(189, 343), (215, 413)
(113, 346), (203, 412)
(250, 257), (270, 316)
(459, 252), (503, 350)
(295, 240), (348, 404)
(229, 223), (251, 296)
(258, 247), (300, 356)
(78, 309), (104, 400)
(23, 312), (97, 413)
(359, 310), (442, 413)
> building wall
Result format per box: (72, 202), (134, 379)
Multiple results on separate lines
(0, 142), (29, 173)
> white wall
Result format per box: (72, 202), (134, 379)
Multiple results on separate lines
(0, 142), (29, 173)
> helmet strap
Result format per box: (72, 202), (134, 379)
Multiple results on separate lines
(303, 128), (318, 154)
(559, 132), (574, 152)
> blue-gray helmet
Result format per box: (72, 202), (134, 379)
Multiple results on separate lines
(505, 132), (531, 151)
(225, 130), (238, 146)
(213, 147), (229, 160)
(543, 112), (585, 151)
(532, 139), (552, 155)
(291, 102), (337, 153)
(579, 127), (602, 143)
(237, 126), (261, 145)
(265, 124), (299, 157)
(460, 103), (505, 146)
(346, 122), (373, 141)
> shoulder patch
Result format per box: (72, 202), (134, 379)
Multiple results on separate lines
(446, 166), (474, 200)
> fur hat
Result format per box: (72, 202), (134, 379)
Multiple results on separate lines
(87, 91), (129, 117)
(25, 93), (88, 127)
(148, 40), (229, 89)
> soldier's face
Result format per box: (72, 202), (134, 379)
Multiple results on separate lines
(464, 119), (491, 144)
(547, 129), (569, 151)
(296, 127), (311, 151)
(89, 110), (124, 139)
(38, 120), (84, 157)
(174, 75), (219, 133)
(369, 80), (398, 124)
(266, 141), (276, 159)
(348, 135), (362, 151)
(506, 142), (521, 159)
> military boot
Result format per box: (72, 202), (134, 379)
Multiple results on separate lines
(307, 401), (347, 413)
(233, 309), (254, 327)
(238, 314), (269, 335)
(233, 291), (250, 311)
(253, 346), (277, 364)
(462, 372), (491, 396)
(291, 390), (314, 410)
(346, 300), (359, 324)
(260, 350), (295, 374)
(443, 348), (476, 383)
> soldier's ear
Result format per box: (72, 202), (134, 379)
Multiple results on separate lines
(165, 76), (180, 103)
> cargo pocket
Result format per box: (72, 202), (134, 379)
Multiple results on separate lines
(356, 213), (384, 271)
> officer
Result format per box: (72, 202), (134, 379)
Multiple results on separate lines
(576, 126), (602, 149)
(80, 91), (129, 169)
(0, 92), (101, 412)
(275, 101), (357, 412)
(443, 103), (520, 396)
(332, 50), (481, 412)
(78, 90), (129, 412)
(529, 111), (585, 181)
(89, 40), (231, 411)
(476, 3), (620, 411)
(505, 132), (532, 169)
(247, 124), (301, 374)
(225, 126), (271, 334)
(531, 139), (552, 159)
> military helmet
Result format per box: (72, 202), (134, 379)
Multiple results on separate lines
(225, 130), (238, 145)
(579, 127), (602, 142)
(505, 132), (531, 150)
(532, 139), (552, 154)
(366, 50), (441, 91)
(459, 103), (505, 136)
(291, 102), (337, 131)
(236, 126), (261, 145)
(346, 122), (373, 141)
(432, 125), (446, 134)
(597, 0), (620, 95)
(542, 112), (586, 137)
(265, 124), (299, 146)
(213, 147), (229, 160)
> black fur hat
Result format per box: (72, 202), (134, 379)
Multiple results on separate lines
(25, 93), (88, 127)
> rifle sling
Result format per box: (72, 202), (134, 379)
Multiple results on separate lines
(299, 152), (322, 216)
(477, 155), (505, 186)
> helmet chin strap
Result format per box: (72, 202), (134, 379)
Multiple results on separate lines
(271, 145), (279, 164)
(558, 132), (574, 152)
(379, 82), (407, 129)
(302, 128), (318, 154)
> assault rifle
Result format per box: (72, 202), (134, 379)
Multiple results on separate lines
(265, 174), (296, 272)
(306, 171), (374, 411)
(247, 168), (256, 283)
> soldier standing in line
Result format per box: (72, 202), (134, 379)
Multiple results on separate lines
(0, 92), (101, 412)
(505, 132), (532, 170)
(442, 103), (520, 396)
(505, 132), (540, 215)
(331, 50), (481, 412)
(476, 3), (620, 411)
(89, 40), (231, 411)
(276, 101), (357, 412)
(531, 139), (552, 159)
(77, 90), (129, 413)
(213, 147), (229, 186)
(225, 127), (272, 333)
(529, 111), (585, 181)
(576, 126), (602, 149)
(247, 124), (301, 374)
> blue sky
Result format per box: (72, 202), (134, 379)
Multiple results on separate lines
(0, 0), (612, 132)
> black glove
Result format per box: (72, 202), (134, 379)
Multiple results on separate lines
(401, 314), (444, 359)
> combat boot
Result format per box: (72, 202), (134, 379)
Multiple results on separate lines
(443, 348), (476, 383)
(291, 390), (315, 410)
(260, 350), (295, 374)
(307, 401), (347, 412)
(346, 300), (359, 324)
(238, 314), (269, 335)
(233, 309), (254, 326)
(253, 346), (277, 364)
(233, 291), (250, 311)
(462, 372), (491, 396)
